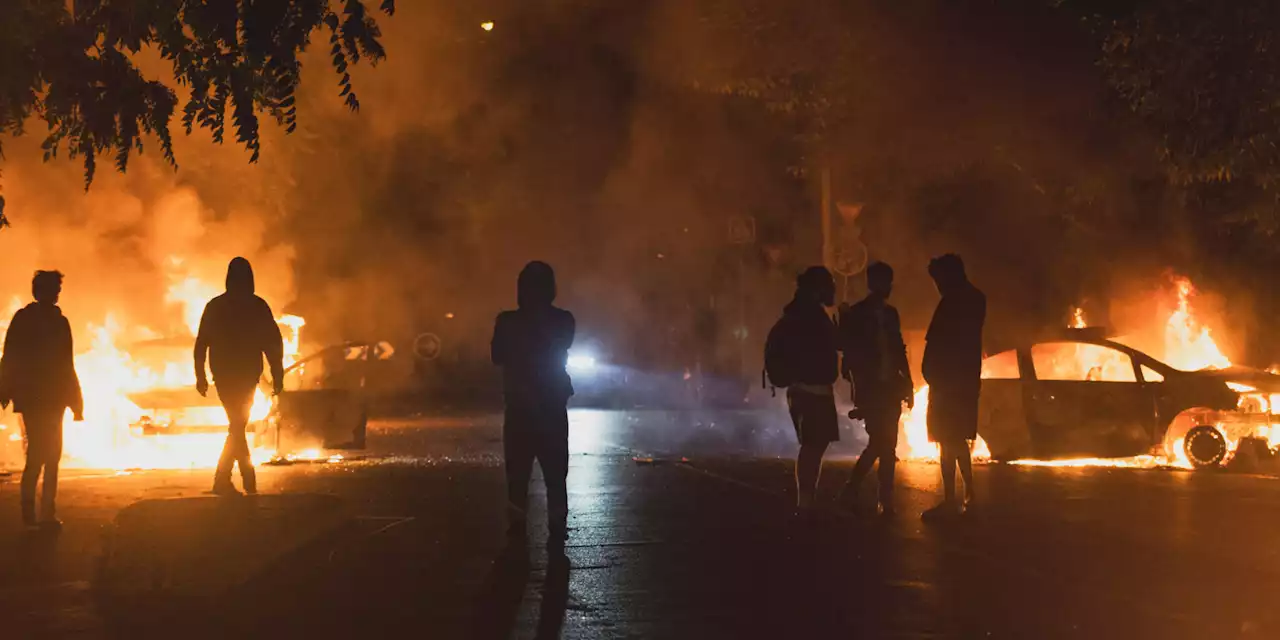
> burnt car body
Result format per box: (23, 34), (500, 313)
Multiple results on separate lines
(128, 341), (386, 454)
(976, 328), (1280, 468)
(269, 341), (391, 451)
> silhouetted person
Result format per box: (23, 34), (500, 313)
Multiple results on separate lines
(492, 261), (575, 543)
(0, 271), (83, 531)
(839, 262), (912, 516)
(766, 266), (839, 510)
(921, 254), (986, 519)
(195, 257), (284, 496)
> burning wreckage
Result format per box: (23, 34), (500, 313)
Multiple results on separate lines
(966, 328), (1280, 470)
(893, 275), (1280, 471)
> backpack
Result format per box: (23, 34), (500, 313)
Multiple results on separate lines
(763, 314), (801, 390)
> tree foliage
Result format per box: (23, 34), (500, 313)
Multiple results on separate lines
(0, 0), (395, 189)
(1089, 0), (1280, 189)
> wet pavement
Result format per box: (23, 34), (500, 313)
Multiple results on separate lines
(2, 409), (1280, 638)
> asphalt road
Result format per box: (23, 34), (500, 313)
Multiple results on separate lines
(2, 409), (1280, 639)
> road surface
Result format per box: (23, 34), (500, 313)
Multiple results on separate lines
(2, 409), (1278, 638)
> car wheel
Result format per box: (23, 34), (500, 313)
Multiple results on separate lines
(1184, 425), (1227, 469)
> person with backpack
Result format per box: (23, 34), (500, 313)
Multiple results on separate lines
(765, 266), (839, 510)
(838, 262), (912, 516)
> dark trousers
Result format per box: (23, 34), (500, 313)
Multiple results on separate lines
(848, 400), (902, 505)
(215, 384), (257, 492)
(21, 410), (64, 522)
(504, 405), (569, 530)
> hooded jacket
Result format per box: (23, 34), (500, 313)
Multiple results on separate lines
(194, 258), (284, 389)
(491, 262), (576, 410)
(0, 302), (83, 416)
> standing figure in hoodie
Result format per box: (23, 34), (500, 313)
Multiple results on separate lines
(0, 270), (83, 531)
(195, 257), (284, 496)
(492, 261), (576, 543)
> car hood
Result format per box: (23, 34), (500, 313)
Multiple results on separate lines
(1179, 366), (1280, 392)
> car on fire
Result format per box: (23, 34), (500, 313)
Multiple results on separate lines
(975, 328), (1280, 469)
(127, 341), (389, 454)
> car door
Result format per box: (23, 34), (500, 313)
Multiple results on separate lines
(274, 344), (369, 451)
(1023, 342), (1154, 458)
(975, 349), (1031, 460)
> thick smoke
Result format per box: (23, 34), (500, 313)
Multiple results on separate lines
(1, 0), (1272, 422)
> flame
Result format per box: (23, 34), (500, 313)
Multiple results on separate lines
(1, 277), (303, 470)
(1070, 306), (1086, 328)
(1163, 276), (1230, 371)
(898, 274), (1245, 468)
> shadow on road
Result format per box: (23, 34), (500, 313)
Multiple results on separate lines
(470, 540), (570, 640)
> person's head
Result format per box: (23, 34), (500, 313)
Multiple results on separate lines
(796, 266), (835, 307)
(517, 261), (557, 308)
(927, 253), (967, 293)
(226, 257), (255, 295)
(866, 261), (894, 299)
(32, 270), (63, 304)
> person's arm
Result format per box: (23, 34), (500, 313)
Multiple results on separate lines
(194, 303), (211, 396)
(63, 317), (83, 420)
(260, 302), (285, 394)
(0, 310), (23, 409)
(921, 301), (946, 385)
(491, 313), (510, 366)
(889, 308), (913, 404)
(556, 311), (576, 356)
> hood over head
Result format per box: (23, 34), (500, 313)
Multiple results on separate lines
(517, 261), (556, 308)
(226, 257), (255, 295)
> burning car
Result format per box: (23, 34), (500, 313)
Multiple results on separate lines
(974, 327), (1280, 469)
(127, 340), (387, 457)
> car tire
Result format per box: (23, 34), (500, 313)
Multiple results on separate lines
(1184, 425), (1227, 469)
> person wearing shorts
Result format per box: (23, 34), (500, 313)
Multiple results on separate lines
(777, 267), (840, 510)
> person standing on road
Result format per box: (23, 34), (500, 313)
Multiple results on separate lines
(195, 257), (284, 497)
(492, 261), (576, 544)
(765, 266), (839, 511)
(0, 270), (83, 531)
(921, 254), (986, 519)
(839, 262), (913, 516)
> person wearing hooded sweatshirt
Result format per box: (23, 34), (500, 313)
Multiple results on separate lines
(922, 253), (986, 519)
(491, 261), (576, 543)
(195, 257), (284, 496)
(0, 270), (83, 531)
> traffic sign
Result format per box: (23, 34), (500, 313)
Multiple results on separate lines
(831, 240), (868, 277)
(412, 333), (442, 361)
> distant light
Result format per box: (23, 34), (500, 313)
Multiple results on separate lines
(567, 351), (597, 373)
(445, 312), (455, 319)
(480, 21), (495, 31)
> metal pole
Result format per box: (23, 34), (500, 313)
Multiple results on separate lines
(821, 168), (832, 270)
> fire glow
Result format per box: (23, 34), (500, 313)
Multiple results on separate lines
(896, 274), (1256, 470)
(0, 266), (304, 470)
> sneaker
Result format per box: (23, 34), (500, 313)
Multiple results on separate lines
(39, 519), (63, 533)
(211, 483), (243, 497)
(921, 501), (961, 521)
